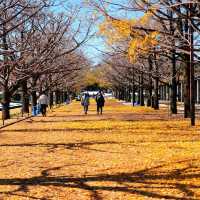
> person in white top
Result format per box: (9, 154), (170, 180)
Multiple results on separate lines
(38, 93), (48, 116)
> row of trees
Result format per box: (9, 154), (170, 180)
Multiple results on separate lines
(90, 0), (200, 125)
(0, 0), (94, 119)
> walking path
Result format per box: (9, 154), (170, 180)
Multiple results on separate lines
(0, 99), (200, 199)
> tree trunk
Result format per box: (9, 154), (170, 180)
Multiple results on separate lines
(154, 77), (159, 110)
(31, 77), (38, 107)
(49, 90), (54, 109)
(132, 86), (135, 106)
(147, 56), (153, 107)
(140, 74), (144, 106)
(137, 76), (141, 104)
(154, 54), (159, 110)
(137, 90), (141, 105)
(189, 4), (195, 126)
(128, 88), (131, 102)
(121, 88), (125, 101)
(183, 9), (191, 118)
(170, 50), (177, 114)
(190, 47), (195, 125)
(114, 90), (117, 99)
(131, 68), (135, 106)
(116, 90), (119, 99)
(147, 88), (152, 107)
(184, 56), (190, 118)
(125, 88), (128, 102)
(62, 92), (65, 103)
(126, 87), (131, 102)
(31, 91), (37, 107)
(169, 9), (177, 114)
(122, 88), (125, 100)
(2, 11), (10, 120)
(55, 90), (60, 104)
(60, 92), (63, 103)
(116, 89), (119, 99)
(2, 86), (11, 120)
(118, 89), (121, 100)
(118, 89), (121, 99)
(64, 91), (68, 102)
(21, 80), (29, 113)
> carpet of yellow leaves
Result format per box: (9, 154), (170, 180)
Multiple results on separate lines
(0, 99), (200, 199)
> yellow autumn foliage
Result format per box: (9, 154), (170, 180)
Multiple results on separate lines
(99, 10), (159, 62)
(81, 67), (111, 89)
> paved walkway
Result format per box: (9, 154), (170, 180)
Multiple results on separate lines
(0, 99), (200, 199)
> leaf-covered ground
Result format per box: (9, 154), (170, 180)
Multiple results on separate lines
(0, 99), (200, 199)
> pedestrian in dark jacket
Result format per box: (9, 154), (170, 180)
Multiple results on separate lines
(96, 91), (105, 115)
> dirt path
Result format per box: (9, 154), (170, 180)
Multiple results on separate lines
(0, 99), (200, 200)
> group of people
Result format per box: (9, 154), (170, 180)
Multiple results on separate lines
(81, 91), (105, 115)
(36, 91), (105, 117)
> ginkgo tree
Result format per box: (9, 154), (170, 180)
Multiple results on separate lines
(97, 7), (161, 109)
(91, 0), (199, 126)
(99, 11), (159, 63)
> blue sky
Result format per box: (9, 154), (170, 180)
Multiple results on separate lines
(53, 0), (143, 65)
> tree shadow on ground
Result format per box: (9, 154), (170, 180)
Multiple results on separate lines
(0, 141), (122, 154)
(130, 139), (200, 144)
(0, 127), (114, 133)
(0, 159), (199, 200)
(30, 112), (179, 122)
(26, 119), (113, 123)
(2, 125), (198, 134)
(46, 114), (101, 118)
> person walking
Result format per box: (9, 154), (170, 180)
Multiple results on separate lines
(96, 91), (105, 115)
(81, 93), (90, 114)
(38, 93), (48, 116)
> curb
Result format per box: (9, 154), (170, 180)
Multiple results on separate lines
(0, 104), (66, 130)
(0, 115), (33, 130)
